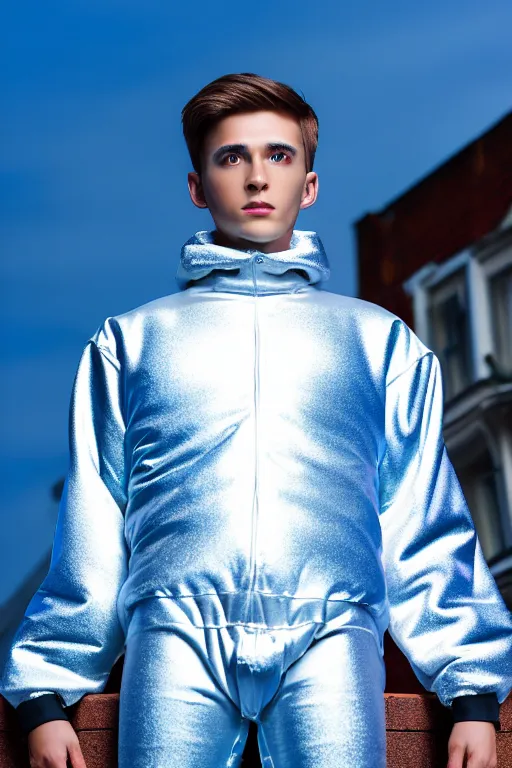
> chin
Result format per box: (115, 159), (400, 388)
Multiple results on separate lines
(236, 221), (290, 243)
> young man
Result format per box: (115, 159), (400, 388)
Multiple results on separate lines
(2, 73), (512, 768)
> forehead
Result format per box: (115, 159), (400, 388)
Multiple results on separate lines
(204, 111), (304, 152)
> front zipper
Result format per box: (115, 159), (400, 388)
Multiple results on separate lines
(245, 254), (263, 623)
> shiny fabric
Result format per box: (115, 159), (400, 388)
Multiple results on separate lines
(119, 598), (386, 768)
(2, 228), (512, 725)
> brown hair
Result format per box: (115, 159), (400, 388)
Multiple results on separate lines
(181, 73), (319, 175)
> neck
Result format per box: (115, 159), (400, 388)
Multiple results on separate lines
(212, 227), (294, 254)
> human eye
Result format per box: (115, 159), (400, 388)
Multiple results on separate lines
(270, 151), (290, 163)
(221, 153), (241, 165)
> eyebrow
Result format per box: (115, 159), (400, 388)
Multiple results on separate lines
(212, 142), (298, 162)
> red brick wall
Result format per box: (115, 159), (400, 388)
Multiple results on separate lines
(2, 692), (511, 767)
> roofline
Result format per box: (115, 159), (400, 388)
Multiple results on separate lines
(355, 108), (512, 222)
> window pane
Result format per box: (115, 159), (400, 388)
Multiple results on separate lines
(458, 450), (505, 562)
(428, 270), (472, 400)
(489, 265), (512, 370)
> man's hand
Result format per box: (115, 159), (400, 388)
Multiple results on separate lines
(27, 719), (87, 768)
(447, 721), (497, 768)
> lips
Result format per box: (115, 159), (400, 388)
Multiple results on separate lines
(242, 202), (274, 210)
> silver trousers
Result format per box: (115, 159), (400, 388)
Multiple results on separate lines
(118, 598), (387, 767)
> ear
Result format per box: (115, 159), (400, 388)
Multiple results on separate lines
(188, 172), (209, 209)
(300, 172), (319, 210)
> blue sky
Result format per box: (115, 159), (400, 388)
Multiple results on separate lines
(1, 0), (511, 604)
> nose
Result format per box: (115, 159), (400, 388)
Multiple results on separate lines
(245, 157), (269, 193)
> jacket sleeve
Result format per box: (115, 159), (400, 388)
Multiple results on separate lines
(0, 321), (129, 731)
(378, 350), (512, 723)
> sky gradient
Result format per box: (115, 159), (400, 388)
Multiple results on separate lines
(1, 0), (512, 604)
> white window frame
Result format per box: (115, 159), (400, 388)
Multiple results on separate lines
(404, 250), (474, 391)
(404, 232), (512, 385)
(475, 237), (512, 373)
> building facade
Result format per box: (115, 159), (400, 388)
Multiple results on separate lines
(355, 111), (512, 611)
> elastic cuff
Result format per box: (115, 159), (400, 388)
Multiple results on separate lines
(451, 693), (500, 732)
(16, 693), (70, 735)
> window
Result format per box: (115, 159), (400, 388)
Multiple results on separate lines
(427, 269), (472, 400)
(458, 448), (506, 562)
(488, 264), (512, 371)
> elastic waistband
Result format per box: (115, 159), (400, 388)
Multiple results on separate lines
(125, 591), (384, 647)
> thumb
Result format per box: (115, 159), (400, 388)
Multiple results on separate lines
(68, 739), (87, 768)
(446, 743), (465, 768)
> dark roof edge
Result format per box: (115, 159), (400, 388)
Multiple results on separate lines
(355, 109), (512, 224)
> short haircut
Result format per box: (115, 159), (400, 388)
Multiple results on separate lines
(181, 72), (319, 175)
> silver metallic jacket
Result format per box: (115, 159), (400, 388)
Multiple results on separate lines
(2, 230), (512, 711)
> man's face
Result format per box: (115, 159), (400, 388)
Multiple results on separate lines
(188, 110), (318, 252)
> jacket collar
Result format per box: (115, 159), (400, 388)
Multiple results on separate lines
(176, 230), (331, 295)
